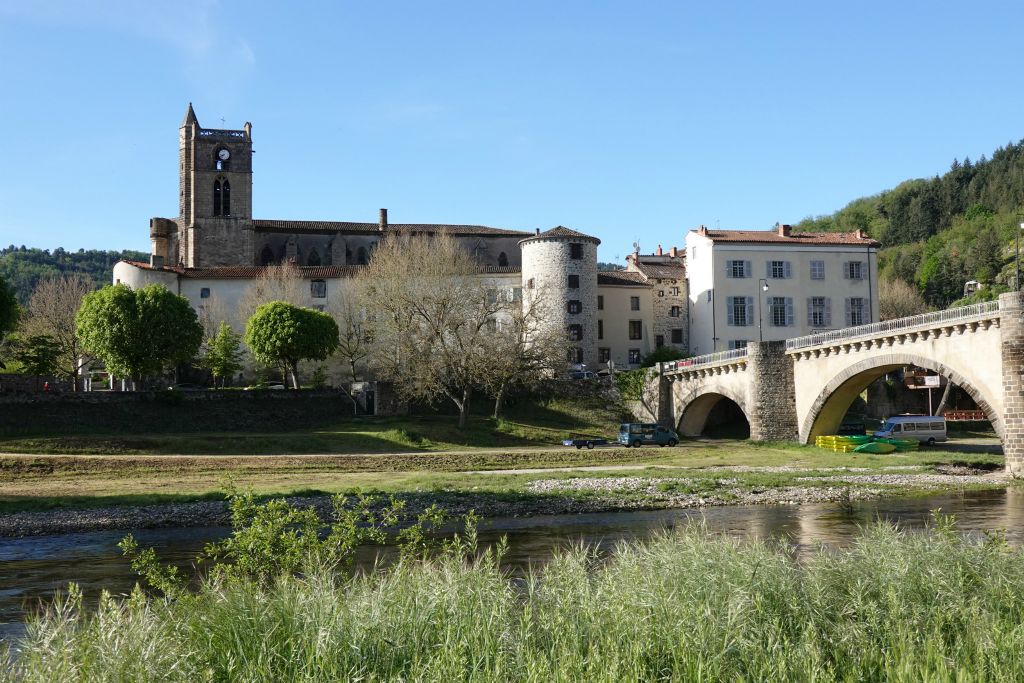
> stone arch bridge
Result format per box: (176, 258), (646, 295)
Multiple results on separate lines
(649, 292), (1024, 473)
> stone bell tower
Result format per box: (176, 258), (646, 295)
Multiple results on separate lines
(177, 103), (254, 267)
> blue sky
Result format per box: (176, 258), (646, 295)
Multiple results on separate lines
(1, 1), (1022, 262)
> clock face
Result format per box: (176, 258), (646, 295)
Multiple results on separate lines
(218, 148), (231, 161)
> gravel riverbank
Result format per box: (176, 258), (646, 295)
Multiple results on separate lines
(0, 467), (1010, 538)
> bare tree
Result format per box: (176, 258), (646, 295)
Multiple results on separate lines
(238, 262), (307, 325)
(480, 285), (566, 418)
(357, 231), (511, 428)
(880, 277), (929, 321)
(20, 274), (94, 391)
(326, 290), (370, 383)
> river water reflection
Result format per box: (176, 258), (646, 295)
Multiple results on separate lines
(3, 488), (1024, 640)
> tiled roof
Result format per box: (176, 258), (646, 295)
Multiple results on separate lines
(597, 271), (651, 287)
(519, 225), (601, 244)
(632, 261), (686, 280)
(252, 219), (531, 237)
(120, 261), (519, 279)
(694, 229), (879, 247)
(483, 266), (523, 274)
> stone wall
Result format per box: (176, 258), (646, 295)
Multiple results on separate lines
(1000, 292), (1024, 474)
(746, 341), (798, 441)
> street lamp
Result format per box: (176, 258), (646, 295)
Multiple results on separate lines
(757, 278), (769, 342)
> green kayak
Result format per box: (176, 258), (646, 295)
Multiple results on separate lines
(853, 442), (897, 454)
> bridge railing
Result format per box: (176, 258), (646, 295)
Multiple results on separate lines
(785, 300), (1000, 351)
(661, 347), (748, 373)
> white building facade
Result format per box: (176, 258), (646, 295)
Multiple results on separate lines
(685, 224), (879, 355)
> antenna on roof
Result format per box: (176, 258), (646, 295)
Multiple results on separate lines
(632, 241), (640, 253)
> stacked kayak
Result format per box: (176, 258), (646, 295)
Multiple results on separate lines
(874, 437), (919, 452)
(815, 435), (871, 452)
(852, 441), (897, 454)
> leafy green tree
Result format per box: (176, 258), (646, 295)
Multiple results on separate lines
(199, 322), (245, 387)
(12, 334), (61, 377)
(0, 275), (18, 338)
(244, 302), (339, 389)
(75, 284), (203, 388)
(640, 346), (689, 368)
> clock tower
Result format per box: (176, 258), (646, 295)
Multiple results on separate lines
(177, 103), (254, 267)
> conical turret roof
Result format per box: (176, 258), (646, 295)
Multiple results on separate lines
(181, 102), (198, 127)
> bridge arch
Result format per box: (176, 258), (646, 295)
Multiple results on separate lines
(675, 382), (751, 438)
(800, 352), (1002, 444)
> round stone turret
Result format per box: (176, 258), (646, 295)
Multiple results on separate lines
(520, 226), (600, 369)
(149, 217), (176, 268)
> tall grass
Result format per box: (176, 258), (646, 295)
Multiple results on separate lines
(7, 519), (1024, 681)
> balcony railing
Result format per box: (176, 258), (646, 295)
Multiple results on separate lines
(785, 300), (1000, 351)
(661, 347), (748, 373)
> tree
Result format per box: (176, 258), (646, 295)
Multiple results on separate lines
(879, 277), (930, 320)
(18, 274), (94, 390)
(238, 262), (307, 326)
(76, 284), (203, 388)
(327, 294), (370, 383)
(641, 346), (689, 368)
(12, 334), (60, 378)
(200, 322), (245, 387)
(357, 231), (522, 428)
(0, 275), (18, 369)
(244, 302), (339, 389)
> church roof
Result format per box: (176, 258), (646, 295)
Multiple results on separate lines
(252, 219), (531, 238)
(519, 226), (601, 245)
(120, 260), (521, 279)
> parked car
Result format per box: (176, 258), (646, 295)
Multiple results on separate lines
(562, 436), (609, 449)
(618, 423), (679, 447)
(874, 415), (947, 445)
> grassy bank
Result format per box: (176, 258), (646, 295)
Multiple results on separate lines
(6, 519), (1024, 681)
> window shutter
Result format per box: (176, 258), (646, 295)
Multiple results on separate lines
(855, 261), (864, 279)
(842, 262), (849, 279)
(745, 296), (754, 326)
(743, 261), (751, 278)
(784, 261), (792, 278)
(785, 297), (794, 327)
(725, 261), (733, 278)
(845, 298), (852, 326)
(766, 261), (772, 278)
(806, 298), (813, 324)
(824, 298), (832, 327)
(726, 297), (735, 325)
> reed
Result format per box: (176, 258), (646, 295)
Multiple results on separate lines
(6, 517), (1024, 682)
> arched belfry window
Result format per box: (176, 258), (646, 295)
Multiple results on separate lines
(213, 180), (222, 216)
(260, 245), (275, 266)
(307, 248), (321, 266)
(498, 252), (508, 267)
(222, 180), (231, 216)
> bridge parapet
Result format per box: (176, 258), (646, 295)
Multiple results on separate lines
(660, 348), (749, 380)
(786, 301), (1000, 356)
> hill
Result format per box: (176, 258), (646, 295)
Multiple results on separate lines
(798, 140), (1024, 308)
(0, 246), (148, 303)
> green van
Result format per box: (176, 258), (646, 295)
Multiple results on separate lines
(618, 423), (679, 448)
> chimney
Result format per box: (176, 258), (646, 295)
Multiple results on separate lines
(656, 244), (663, 256)
(535, 228), (540, 235)
(856, 229), (866, 239)
(669, 246), (678, 258)
(698, 224), (708, 236)
(379, 208), (388, 231)
(778, 223), (792, 237)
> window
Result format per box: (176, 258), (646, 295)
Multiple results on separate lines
(706, 290), (712, 303)
(628, 349), (641, 365)
(769, 260), (790, 279)
(598, 319), (604, 340)
(691, 246), (696, 260)
(260, 245), (275, 266)
(512, 287), (523, 302)
(570, 243), (583, 260)
(810, 260), (825, 280)
(630, 296), (640, 311)
(670, 305), (681, 317)
(307, 249), (321, 266)
(727, 296), (751, 326)
(629, 320), (642, 340)
(222, 180), (231, 216)
(847, 297), (866, 326)
(567, 347), (583, 364)
(498, 252), (508, 267)
(728, 340), (747, 350)
(846, 261), (864, 280)
(599, 348), (611, 363)
(671, 328), (683, 344)
(769, 296), (792, 327)
(658, 290), (665, 297)
(808, 296), (830, 327)
(311, 280), (327, 299)
(213, 180), (221, 216)
(527, 278), (535, 289)
(567, 324), (583, 341)
(597, 295), (604, 310)
(726, 260), (750, 278)
(568, 274), (579, 289)
(655, 334), (665, 348)
(567, 300), (582, 314)
(670, 286), (680, 296)
(200, 287), (210, 299)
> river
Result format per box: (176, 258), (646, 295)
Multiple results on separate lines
(3, 488), (1023, 641)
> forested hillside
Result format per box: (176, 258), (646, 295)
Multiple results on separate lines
(798, 140), (1024, 308)
(0, 246), (148, 303)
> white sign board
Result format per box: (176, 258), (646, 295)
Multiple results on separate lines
(923, 375), (941, 387)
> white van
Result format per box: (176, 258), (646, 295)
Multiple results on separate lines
(874, 415), (947, 445)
